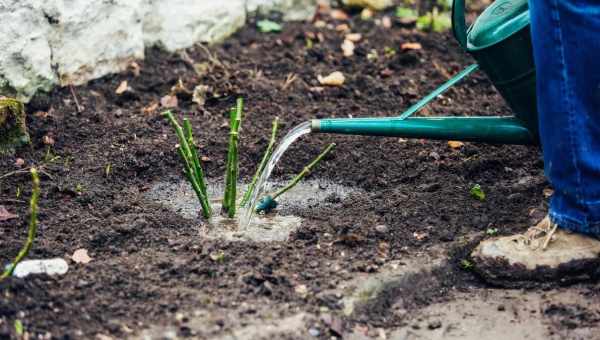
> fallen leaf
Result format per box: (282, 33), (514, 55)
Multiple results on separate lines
(294, 284), (308, 297)
(360, 8), (374, 20)
(345, 33), (362, 42)
(341, 39), (355, 57)
(34, 111), (49, 119)
(142, 102), (159, 115)
(15, 158), (25, 167)
(335, 23), (350, 32)
(382, 16), (392, 28)
(401, 42), (422, 50)
(330, 9), (349, 20)
(201, 156), (211, 162)
(160, 95), (178, 108)
(194, 62), (211, 77)
(192, 85), (210, 107)
(115, 81), (129, 95)
(42, 135), (55, 145)
(257, 20), (282, 33)
(447, 140), (464, 149)
(72, 248), (92, 264)
(413, 231), (429, 241)
(377, 241), (390, 258)
(129, 61), (141, 77)
(318, 71), (345, 86)
(0, 206), (18, 221)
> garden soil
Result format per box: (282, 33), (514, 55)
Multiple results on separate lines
(2, 4), (600, 340)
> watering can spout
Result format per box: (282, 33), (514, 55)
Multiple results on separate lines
(311, 116), (535, 145)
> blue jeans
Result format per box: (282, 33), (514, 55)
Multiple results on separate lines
(529, 0), (600, 235)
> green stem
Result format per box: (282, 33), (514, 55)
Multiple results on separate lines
(240, 117), (279, 207)
(183, 118), (209, 204)
(223, 98), (243, 218)
(272, 143), (336, 200)
(164, 111), (212, 218)
(1, 168), (40, 281)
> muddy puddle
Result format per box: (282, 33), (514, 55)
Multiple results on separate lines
(145, 179), (362, 242)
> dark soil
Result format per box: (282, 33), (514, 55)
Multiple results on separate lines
(1, 3), (597, 339)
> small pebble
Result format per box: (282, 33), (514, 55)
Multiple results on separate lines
(308, 328), (320, 337)
(375, 224), (389, 234)
(428, 320), (442, 330)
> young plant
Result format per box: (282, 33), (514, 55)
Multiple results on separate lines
(1, 168), (40, 281)
(240, 117), (280, 207)
(222, 98), (243, 218)
(163, 111), (212, 218)
(256, 143), (336, 213)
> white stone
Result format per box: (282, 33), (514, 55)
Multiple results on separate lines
(0, 1), (56, 101)
(0, 0), (322, 101)
(42, 0), (145, 86)
(143, 0), (247, 51)
(247, 0), (323, 21)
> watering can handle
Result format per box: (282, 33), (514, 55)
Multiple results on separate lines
(452, 0), (468, 50)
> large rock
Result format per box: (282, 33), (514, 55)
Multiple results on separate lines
(0, 1), (56, 101)
(41, 0), (145, 86)
(247, 0), (322, 21)
(143, 0), (247, 51)
(0, 0), (321, 101)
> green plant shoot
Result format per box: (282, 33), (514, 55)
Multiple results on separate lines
(256, 143), (336, 213)
(1, 168), (40, 281)
(470, 184), (486, 201)
(240, 117), (280, 207)
(163, 111), (212, 218)
(257, 20), (282, 33)
(222, 98), (243, 218)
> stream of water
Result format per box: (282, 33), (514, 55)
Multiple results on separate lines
(241, 121), (312, 227)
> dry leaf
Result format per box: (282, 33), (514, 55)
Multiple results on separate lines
(42, 135), (55, 145)
(330, 9), (349, 20)
(543, 188), (554, 198)
(335, 23), (350, 32)
(448, 141), (464, 149)
(34, 111), (49, 119)
(345, 33), (362, 42)
(72, 248), (92, 264)
(160, 95), (178, 108)
(318, 71), (345, 86)
(382, 16), (392, 28)
(341, 39), (355, 57)
(401, 42), (422, 50)
(294, 284), (308, 297)
(314, 20), (327, 28)
(129, 61), (141, 77)
(115, 81), (129, 95)
(142, 102), (159, 115)
(377, 241), (390, 258)
(360, 8), (374, 20)
(201, 156), (211, 162)
(413, 231), (429, 241)
(0, 206), (18, 221)
(192, 85), (210, 107)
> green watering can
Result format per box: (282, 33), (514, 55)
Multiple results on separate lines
(311, 0), (538, 145)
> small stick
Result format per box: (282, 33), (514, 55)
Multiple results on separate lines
(1, 168), (40, 281)
(69, 85), (84, 113)
(272, 143), (336, 200)
(240, 117), (279, 207)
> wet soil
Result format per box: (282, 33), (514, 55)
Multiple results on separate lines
(2, 3), (600, 339)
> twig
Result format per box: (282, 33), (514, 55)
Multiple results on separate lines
(240, 117), (279, 207)
(1, 168), (40, 281)
(281, 73), (298, 91)
(69, 85), (84, 113)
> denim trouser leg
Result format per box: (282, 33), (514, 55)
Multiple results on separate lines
(529, 0), (600, 235)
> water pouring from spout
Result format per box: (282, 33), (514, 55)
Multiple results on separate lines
(242, 121), (312, 227)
